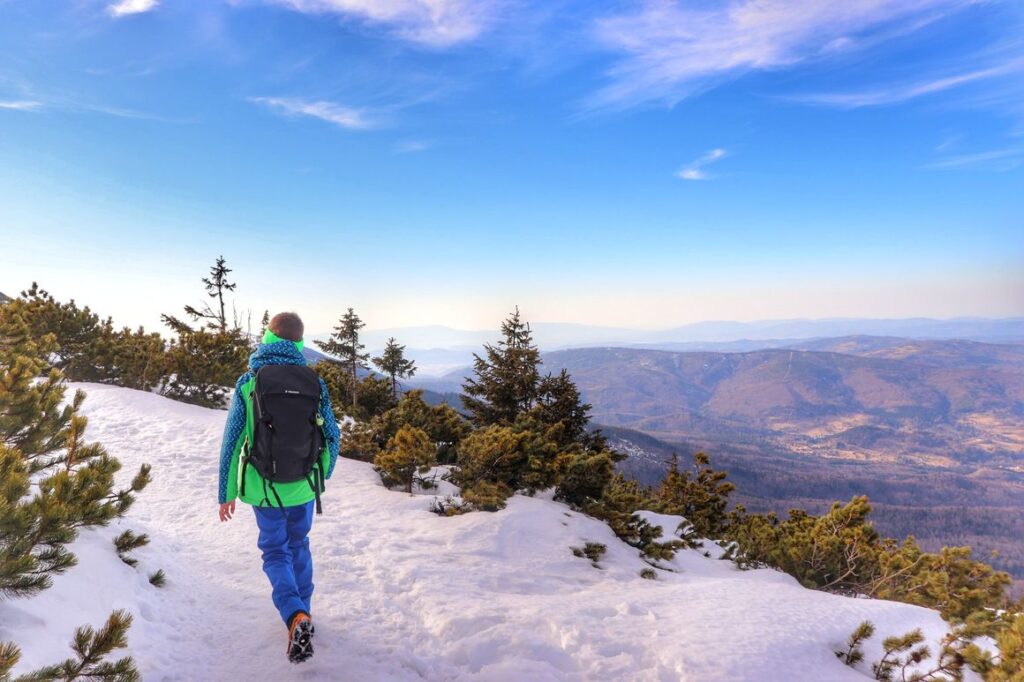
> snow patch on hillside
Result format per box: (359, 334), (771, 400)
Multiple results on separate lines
(0, 384), (967, 681)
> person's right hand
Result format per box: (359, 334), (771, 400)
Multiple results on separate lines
(219, 500), (236, 522)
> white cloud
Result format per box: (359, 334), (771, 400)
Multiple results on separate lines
(590, 0), (977, 110)
(793, 58), (1024, 108)
(676, 148), (727, 181)
(108, 0), (159, 17)
(0, 100), (43, 111)
(262, 0), (501, 47)
(250, 96), (377, 129)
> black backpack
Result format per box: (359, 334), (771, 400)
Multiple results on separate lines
(243, 364), (327, 513)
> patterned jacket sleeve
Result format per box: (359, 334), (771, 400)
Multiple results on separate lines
(319, 378), (341, 478)
(218, 375), (249, 504)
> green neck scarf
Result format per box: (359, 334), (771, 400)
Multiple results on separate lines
(262, 329), (304, 352)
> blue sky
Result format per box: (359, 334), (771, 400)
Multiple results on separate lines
(1, 0), (1022, 334)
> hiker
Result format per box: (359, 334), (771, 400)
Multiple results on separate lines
(217, 312), (340, 664)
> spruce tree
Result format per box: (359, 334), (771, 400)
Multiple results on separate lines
(316, 308), (370, 411)
(182, 256), (236, 332)
(160, 258), (249, 407)
(462, 307), (542, 427)
(372, 337), (417, 400)
(354, 376), (398, 422)
(258, 309), (270, 338)
(533, 369), (593, 448)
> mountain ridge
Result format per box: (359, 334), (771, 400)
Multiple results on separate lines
(348, 317), (1024, 358)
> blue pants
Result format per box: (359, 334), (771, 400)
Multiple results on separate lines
(253, 501), (314, 625)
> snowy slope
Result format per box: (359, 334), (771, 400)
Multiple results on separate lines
(0, 384), (969, 681)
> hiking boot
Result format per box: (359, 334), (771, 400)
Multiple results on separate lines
(287, 612), (314, 664)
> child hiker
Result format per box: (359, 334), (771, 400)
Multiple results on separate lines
(217, 312), (340, 663)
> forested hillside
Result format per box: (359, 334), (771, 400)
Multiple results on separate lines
(541, 344), (1024, 466)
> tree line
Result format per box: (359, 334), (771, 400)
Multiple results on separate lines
(5, 257), (421, 413)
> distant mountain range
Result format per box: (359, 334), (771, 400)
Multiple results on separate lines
(363, 317), (1024, 377)
(538, 339), (1024, 467)
(422, 335), (1024, 468)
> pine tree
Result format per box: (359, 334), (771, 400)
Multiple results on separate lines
(461, 480), (512, 512)
(0, 302), (75, 467)
(373, 390), (468, 464)
(182, 256), (236, 332)
(556, 449), (615, 507)
(374, 425), (434, 493)
(962, 611), (1024, 681)
(651, 452), (735, 539)
(148, 569), (167, 588)
(0, 300), (150, 599)
(316, 309), (370, 411)
(462, 308), (542, 427)
(1, 610), (140, 681)
(112, 530), (149, 567)
(339, 419), (380, 462)
(105, 327), (168, 392)
(372, 337), (417, 400)
(15, 283), (116, 382)
(258, 309), (270, 338)
(454, 417), (571, 497)
(835, 620), (874, 667)
(162, 328), (249, 408)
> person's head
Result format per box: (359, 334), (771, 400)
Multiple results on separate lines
(263, 312), (304, 350)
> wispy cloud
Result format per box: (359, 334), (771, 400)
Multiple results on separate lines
(793, 58), (1024, 108)
(589, 0), (976, 110)
(107, 0), (159, 18)
(395, 139), (433, 153)
(2, 91), (183, 121)
(926, 148), (1024, 171)
(0, 100), (44, 111)
(259, 0), (503, 47)
(250, 96), (377, 130)
(676, 148), (727, 181)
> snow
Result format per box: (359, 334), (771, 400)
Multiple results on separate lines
(0, 383), (975, 681)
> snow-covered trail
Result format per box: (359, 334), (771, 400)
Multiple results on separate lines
(0, 384), (964, 681)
